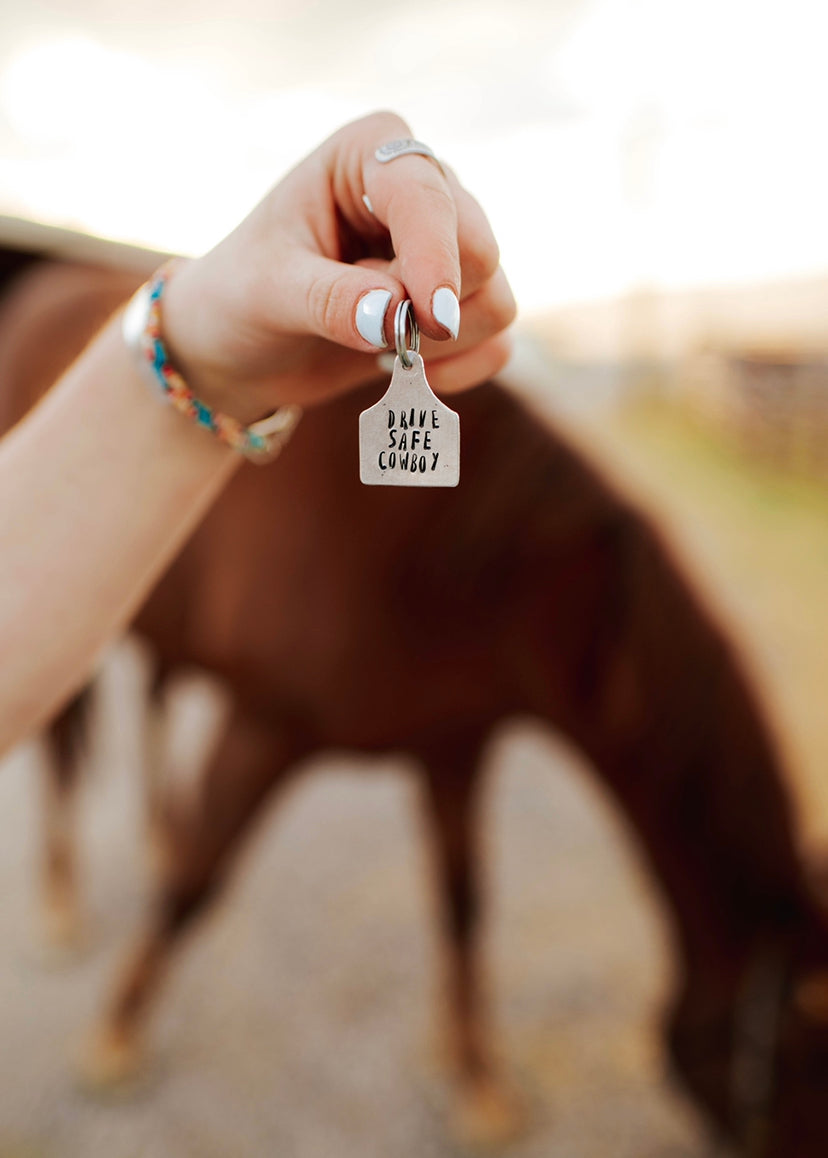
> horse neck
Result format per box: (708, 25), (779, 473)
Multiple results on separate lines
(589, 547), (812, 990)
(604, 682), (808, 987)
(523, 496), (818, 993)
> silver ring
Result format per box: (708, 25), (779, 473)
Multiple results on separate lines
(375, 138), (443, 173)
(394, 299), (419, 369)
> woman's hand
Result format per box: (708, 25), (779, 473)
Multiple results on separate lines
(160, 111), (516, 423)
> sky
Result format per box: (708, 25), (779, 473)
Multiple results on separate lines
(1, 0), (828, 314)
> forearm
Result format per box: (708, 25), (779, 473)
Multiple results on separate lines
(0, 313), (239, 756)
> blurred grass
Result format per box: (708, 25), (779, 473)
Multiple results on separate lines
(586, 397), (828, 847)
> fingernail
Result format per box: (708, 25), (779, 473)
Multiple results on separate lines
(376, 352), (396, 374)
(362, 192), (375, 216)
(356, 288), (392, 348)
(432, 286), (460, 340)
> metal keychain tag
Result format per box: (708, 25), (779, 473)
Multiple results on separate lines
(359, 300), (460, 487)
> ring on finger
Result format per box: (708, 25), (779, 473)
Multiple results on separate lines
(375, 138), (445, 176)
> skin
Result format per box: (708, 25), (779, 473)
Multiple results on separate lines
(0, 111), (516, 757)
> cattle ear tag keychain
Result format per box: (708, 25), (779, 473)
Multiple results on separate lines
(359, 300), (460, 487)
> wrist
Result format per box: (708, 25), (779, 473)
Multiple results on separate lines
(159, 259), (267, 426)
(122, 265), (301, 463)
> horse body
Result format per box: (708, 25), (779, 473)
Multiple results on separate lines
(136, 381), (580, 748)
(2, 248), (828, 1154)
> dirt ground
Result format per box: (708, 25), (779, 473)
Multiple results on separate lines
(0, 641), (707, 1158)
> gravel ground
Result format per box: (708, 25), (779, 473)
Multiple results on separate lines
(0, 643), (711, 1158)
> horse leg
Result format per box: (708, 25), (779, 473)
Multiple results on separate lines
(79, 707), (300, 1088)
(140, 664), (174, 881)
(139, 663), (229, 883)
(39, 687), (93, 948)
(420, 739), (524, 1147)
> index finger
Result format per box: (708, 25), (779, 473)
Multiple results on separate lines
(361, 125), (462, 343)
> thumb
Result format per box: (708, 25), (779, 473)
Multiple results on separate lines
(291, 253), (404, 352)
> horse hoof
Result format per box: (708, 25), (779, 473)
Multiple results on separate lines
(37, 893), (86, 958)
(450, 1075), (526, 1151)
(76, 1025), (148, 1095)
(144, 824), (171, 883)
(41, 888), (84, 953)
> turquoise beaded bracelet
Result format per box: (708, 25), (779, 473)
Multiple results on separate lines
(122, 263), (301, 464)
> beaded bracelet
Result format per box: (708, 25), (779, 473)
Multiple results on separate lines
(122, 262), (301, 464)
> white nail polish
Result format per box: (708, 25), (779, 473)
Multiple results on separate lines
(356, 289), (391, 348)
(362, 193), (375, 216)
(376, 352), (396, 374)
(432, 286), (460, 340)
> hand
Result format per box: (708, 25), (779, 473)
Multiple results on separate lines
(159, 111), (516, 422)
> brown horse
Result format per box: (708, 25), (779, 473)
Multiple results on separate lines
(3, 246), (828, 1157)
